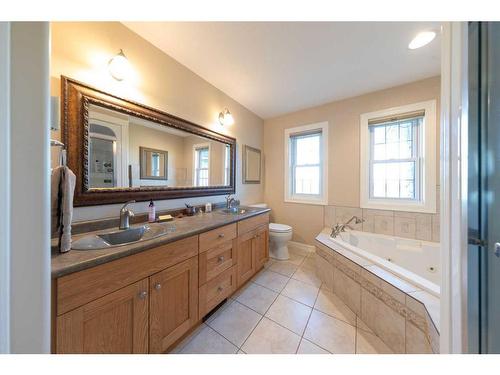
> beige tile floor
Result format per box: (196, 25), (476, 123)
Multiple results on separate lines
(171, 248), (393, 354)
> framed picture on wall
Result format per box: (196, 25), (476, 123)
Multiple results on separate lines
(242, 145), (261, 184)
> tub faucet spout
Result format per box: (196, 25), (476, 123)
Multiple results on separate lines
(330, 215), (364, 238)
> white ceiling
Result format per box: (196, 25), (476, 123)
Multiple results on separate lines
(123, 22), (441, 119)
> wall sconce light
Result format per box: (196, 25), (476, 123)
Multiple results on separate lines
(108, 49), (131, 81)
(218, 108), (234, 126)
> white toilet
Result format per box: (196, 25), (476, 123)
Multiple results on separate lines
(249, 203), (293, 260)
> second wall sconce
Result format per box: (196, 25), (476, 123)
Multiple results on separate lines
(108, 49), (131, 81)
(218, 108), (234, 126)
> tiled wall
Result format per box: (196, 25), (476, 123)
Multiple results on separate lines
(324, 200), (440, 243)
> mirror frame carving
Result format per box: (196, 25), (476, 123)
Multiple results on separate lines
(61, 76), (236, 206)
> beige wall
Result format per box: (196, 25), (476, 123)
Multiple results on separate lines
(50, 22), (264, 221)
(264, 76), (441, 244)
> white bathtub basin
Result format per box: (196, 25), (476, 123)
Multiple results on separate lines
(316, 228), (440, 297)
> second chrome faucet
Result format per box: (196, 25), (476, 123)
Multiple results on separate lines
(330, 215), (364, 238)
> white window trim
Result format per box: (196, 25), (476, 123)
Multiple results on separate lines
(193, 143), (210, 186)
(360, 100), (437, 213)
(284, 122), (328, 205)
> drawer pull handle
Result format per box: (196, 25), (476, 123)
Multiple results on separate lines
(218, 233), (225, 238)
(138, 291), (148, 300)
(218, 255), (225, 262)
(154, 283), (162, 290)
(217, 286), (223, 292)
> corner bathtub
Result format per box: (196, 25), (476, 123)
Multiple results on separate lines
(316, 228), (440, 297)
(315, 228), (441, 353)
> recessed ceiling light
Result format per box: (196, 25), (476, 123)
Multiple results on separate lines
(408, 31), (436, 50)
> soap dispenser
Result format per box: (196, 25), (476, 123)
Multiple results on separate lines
(148, 199), (156, 222)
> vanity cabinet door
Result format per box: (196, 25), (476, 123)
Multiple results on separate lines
(55, 278), (149, 354)
(254, 225), (269, 269)
(149, 256), (199, 353)
(237, 231), (256, 286)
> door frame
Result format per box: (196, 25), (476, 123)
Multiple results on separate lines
(0, 21), (11, 354)
(440, 21), (470, 354)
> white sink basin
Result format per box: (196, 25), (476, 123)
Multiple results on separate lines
(72, 223), (175, 250)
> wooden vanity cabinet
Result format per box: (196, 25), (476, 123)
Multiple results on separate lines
(254, 224), (270, 269)
(149, 256), (198, 353)
(53, 212), (270, 353)
(236, 230), (257, 286)
(198, 223), (238, 319)
(56, 278), (149, 354)
(236, 213), (270, 287)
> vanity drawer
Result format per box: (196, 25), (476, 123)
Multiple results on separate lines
(237, 213), (269, 235)
(199, 265), (237, 319)
(199, 223), (237, 253)
(199, 240), (237, 285)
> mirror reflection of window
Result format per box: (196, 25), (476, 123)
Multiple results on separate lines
(194, 145), (209, 186)
(151, 152), (160, 177)
(224, 144), (230, 185)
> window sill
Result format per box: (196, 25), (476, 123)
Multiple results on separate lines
(284, 197), (327, 206)
(360, 199), (436, 214)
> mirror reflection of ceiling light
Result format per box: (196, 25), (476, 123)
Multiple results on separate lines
(408, 31), (437, 50)
(218, 108), (234, 126)
(108, 49), (131, 81)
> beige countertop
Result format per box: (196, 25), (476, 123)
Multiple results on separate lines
(51, 206), (270, 278)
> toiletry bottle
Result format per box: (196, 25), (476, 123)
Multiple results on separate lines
(205, 202), (212, 213)
(148, 199), (156, 222)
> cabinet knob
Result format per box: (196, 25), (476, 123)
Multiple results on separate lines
(154, 283), (162, 290)
(218, 255), (225, 262)
(138, 291), (148, 299)
(218, 233), (225, 238)
(217, 286), (223, 292)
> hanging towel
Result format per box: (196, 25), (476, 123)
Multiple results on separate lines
(51, 165), (76, 253)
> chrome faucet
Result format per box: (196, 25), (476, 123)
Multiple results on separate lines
(330, 215), (364, 238)
(225, 194), (236, 209)
(119, 200), (136, 230)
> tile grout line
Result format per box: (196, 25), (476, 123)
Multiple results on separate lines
(237, 281), (283, 352)
(297, 280), (336, 354)
(182, 252), (316, 354)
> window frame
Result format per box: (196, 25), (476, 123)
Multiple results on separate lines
(284, 122), (328, 205)
(193, 143), (210, 187)
(360, 100), (437, 213)
(223, 144), (230, 186)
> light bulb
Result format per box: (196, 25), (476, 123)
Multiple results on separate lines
(108, 49), (131, 81)
(218, 108), (234, 126)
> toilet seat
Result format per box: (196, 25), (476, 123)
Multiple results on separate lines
(269, 223), (292, 233)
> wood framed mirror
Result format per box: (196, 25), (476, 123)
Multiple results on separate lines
(61, 76), (236, 206)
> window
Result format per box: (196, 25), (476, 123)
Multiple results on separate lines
(151, 152), (160, 177)
(284, 122), (328, 205)
(360, 101), (436, 213)
(223, 144), (230, 185)
(194, 145), (209, 186)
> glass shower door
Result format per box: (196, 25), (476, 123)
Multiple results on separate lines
(468, 21), (500, 354)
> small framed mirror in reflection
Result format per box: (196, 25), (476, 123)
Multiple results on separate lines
(140, 147), (168, 181)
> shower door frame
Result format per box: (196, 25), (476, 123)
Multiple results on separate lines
(440, 21), (470, 354)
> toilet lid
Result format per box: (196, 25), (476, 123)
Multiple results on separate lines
(269, 223), (292, 233)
